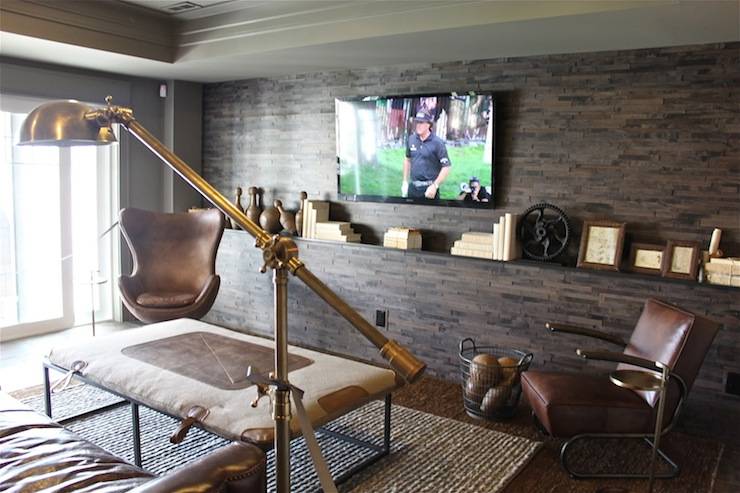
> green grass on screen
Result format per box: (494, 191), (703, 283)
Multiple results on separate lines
(340, 144), (491, 200)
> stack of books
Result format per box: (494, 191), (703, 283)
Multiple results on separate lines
(301, 200), (329, 239)
(301, 199), (361, 243)
(450, 213), (521, 261)
(314, 221), (361, 242)
(492, 213), (520, 261)
(451, 232), (495, 259)
(704, 257), (740, 287)
(383, 227), (422, 250)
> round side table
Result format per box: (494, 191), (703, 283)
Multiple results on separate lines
(609, 362), (669, 493)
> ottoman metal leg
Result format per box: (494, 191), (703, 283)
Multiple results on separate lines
(132, 402), (142, 467)
(43, 364), (52, 418)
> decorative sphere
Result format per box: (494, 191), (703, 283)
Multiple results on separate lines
(498, 356), (520, 382)
(480, 385), (511, 414)
(469, 354), (501, 387)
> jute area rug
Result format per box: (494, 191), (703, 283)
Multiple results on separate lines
(19, 384), (541, 493)
(392, 376), (725, 493)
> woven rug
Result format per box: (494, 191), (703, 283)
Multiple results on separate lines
(22, 384), (541, 493)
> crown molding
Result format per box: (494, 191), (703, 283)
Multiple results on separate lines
(0, 0), (176, 62)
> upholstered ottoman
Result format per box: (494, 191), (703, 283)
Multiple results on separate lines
(42, 318), (399, 488)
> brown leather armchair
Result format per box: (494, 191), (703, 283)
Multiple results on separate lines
(118, 207), (225, 323)
(521, 298), (720, 479)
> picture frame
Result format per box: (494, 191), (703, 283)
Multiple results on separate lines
(661, 241), (700, 280)
(628, 243), (665, 275)
(577, 220), (626, 271)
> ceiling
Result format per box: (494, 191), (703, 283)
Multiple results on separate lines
(120, 0), (245, 18)
(1, 0), (738, 83)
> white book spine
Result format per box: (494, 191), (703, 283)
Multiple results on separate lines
(309, 203), (317, 239)
(301, 199), (309, 238)
(498, 216), (506, 261)
(503, 213), (512, 261)
(503, 213), (516, 261)
(493, 224), (500, 261)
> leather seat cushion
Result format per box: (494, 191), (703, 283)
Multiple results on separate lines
(521, 371), (655, 437)
(136, 291), (196, 308)
(0, 392), (153, 493)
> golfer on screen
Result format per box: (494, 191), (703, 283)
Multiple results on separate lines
(401, 110), (451, 200)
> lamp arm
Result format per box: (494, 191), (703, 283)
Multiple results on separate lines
(112, 112), (425, 382)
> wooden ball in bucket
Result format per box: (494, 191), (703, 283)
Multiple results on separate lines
(498, 356), (520, 383)
(469, 353), (501, 388)
(464, 378), (486, 405)
(480, 385), (512, 414)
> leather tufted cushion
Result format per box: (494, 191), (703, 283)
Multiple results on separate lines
(136, 291), (197, 308)
(521, 371), (654, 437)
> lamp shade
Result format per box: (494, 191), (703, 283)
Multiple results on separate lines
(18, 100), (116, 147)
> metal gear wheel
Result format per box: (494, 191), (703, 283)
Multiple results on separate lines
(519, 203), (570, 261)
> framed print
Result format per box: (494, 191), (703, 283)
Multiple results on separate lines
(628, 243), (665, 275)
(661, 241), (700, 280)
(577, 220), (626, 271)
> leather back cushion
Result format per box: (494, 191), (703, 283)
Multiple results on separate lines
(120, 208), (225, 294)
(618, 298), (720, 408)
(0, 392), (152, 492)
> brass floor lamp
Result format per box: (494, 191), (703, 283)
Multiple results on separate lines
(19, 97), (426, 492)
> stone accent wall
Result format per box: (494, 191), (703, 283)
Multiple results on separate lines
(208, 233), (739, 438)
(203, 42), (740, 259)
(203, 43), (740, 437)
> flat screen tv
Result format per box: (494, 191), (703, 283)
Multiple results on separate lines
(336, 92), (494, 208)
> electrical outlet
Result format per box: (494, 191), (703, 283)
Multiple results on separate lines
(726, 371), (740, 396)
(375, 309), (387, 328)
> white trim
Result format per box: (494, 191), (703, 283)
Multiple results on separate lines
(59, 147), (75, 327)
(0, 317), (69, 342)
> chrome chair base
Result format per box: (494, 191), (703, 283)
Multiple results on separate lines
(560, 433), (680, 480)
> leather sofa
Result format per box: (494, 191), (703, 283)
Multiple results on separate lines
(0, 391), (266, 492)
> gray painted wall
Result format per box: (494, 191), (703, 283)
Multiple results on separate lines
(163, 79), (204, 213)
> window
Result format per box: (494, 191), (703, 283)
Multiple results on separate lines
(0, 99), (119, 340)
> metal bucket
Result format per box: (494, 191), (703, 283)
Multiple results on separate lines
(459, 338), (533, 420)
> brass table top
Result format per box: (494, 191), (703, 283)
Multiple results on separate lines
(609, 369), (663, 391)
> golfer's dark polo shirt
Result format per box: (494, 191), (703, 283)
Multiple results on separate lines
(405, 132), (451, 182)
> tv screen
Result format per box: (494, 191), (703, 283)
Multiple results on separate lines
(336, 93), (494, 208)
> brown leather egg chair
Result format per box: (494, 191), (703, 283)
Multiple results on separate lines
(521, 298), (720, 480)
(118, 207), (225, 323)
